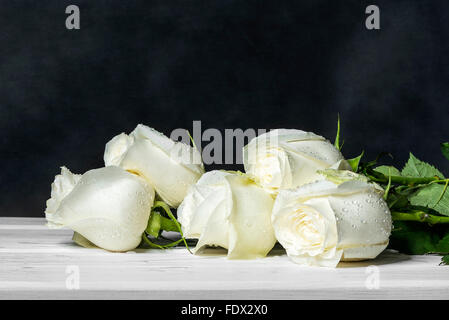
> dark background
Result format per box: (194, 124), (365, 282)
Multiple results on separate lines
(1, 0), (448, 217)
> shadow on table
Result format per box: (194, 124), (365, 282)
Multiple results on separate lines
(267, 247), (411, 268)
(193, 242), (287, 258)
(61, 233), (411, 268)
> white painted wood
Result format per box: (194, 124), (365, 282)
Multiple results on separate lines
(1, 217), (448, 299)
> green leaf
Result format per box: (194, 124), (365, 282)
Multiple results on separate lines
(441, 143), (449, 162)
(383, 169), (392, 201)
(142, 201), (193, 252)
(441, 255), (449, 265)
(389, 221), (440, 254)
(146, 212), (162, 238)
(146, 211), (179, 237)
(435, 233), (449, 253)
(401, 153), (444, 179)
(347, 151), (364, 172)
(409, 183), (449, 216)
(386, 193), (409, 209)
(374, 165), (401, 177)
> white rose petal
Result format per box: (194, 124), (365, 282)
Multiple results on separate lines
(104, 133), (135, 166)
(45, 166), (81, 227)
(243, 129), (350, 193)
(272, 172), (392, 267)
(177, 171), (276, 259)
(104, 124), (204, 207)
(45, 166), (155, 252)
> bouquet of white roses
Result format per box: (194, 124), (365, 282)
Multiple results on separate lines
(45, 119), (449, 267)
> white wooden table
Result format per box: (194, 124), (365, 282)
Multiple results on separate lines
(1, 217), (448, 299)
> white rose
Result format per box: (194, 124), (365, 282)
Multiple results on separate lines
(177, 170), (276, 259)
(243, 129), (350, 193)
(104, 124), (204, 207)
(272, 170), (392, 267)
(45, 166), (155, 252)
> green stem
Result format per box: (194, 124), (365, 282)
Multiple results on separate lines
(370, 175), (440, 186)
(141, 233), (183, 249)
(391, 211), (449, 225)
(433, 179), (449, 208)
(152, 201), (192, 253)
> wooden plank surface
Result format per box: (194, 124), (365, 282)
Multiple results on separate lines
(0, 217), (448, 299)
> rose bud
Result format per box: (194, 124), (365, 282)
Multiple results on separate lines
(272, 170), (392, 267)
(243, 129), (350, 193)
(177, 170), (276, 259)
(45, 166), (155, 252)
(104, 124), (204, 207)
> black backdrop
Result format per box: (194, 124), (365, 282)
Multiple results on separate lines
(1, 0), (449, 217)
